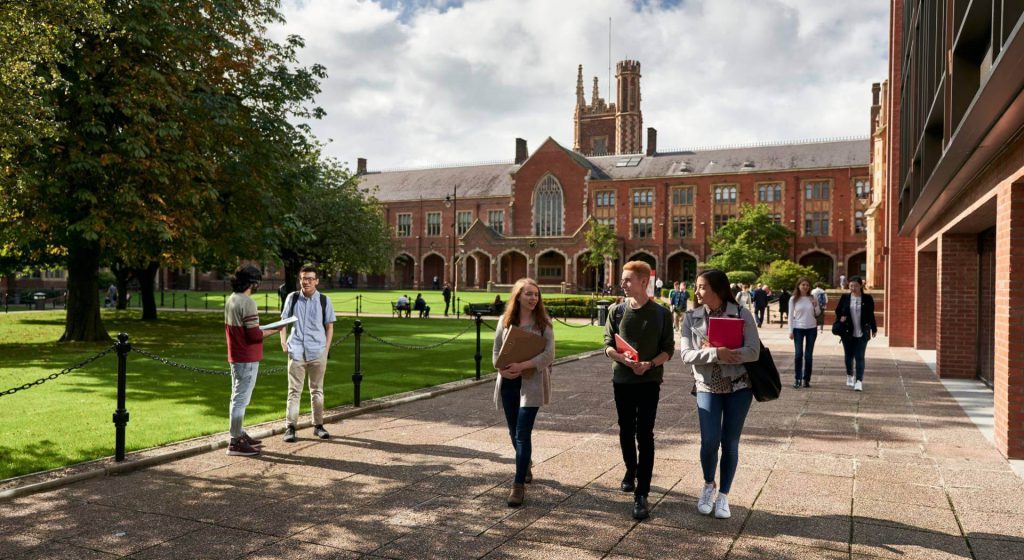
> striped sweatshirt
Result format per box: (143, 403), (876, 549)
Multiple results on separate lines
(225, 293), (264, 363)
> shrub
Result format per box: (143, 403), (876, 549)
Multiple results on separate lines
(726, 271), (758, 285)
(758, 260), (821, 291)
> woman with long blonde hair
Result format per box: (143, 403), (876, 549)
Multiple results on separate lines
(492, 278), (555, 508)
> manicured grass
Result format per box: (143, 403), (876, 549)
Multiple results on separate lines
(0, 309), (604, 480)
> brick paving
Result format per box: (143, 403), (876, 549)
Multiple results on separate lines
(2, 327), (1024, 559)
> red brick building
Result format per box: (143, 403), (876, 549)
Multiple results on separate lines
(361, 61), (871, 294)
(882, 1), (1024, 459)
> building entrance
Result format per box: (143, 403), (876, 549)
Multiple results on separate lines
(977, 228), (996, 386)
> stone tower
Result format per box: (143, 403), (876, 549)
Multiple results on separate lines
(615, 60), (642, 155)
(573, 61), (643, 156)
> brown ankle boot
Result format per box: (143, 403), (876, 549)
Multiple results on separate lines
(525, 461), (534, 483)
(507, 483), (525, 507)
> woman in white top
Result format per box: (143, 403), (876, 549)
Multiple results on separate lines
(788, 277), (822, 388)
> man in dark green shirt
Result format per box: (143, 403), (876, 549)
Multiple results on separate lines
(604, 261), (674, 520)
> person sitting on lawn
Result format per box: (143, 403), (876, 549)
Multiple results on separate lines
(493, 294), (505, 315)
(414, 293), (430, 318)
(396, 294), (412, 318)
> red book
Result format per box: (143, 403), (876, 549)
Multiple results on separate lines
(707, 317), (744, 349)
(614, 334), (639, 362)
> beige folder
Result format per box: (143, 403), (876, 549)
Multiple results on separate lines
(496, 326), (547, 378)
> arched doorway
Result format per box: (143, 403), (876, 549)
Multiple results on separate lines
(627, 251), (657, 270)
(471, 252), (492, 288)
(799, 251), (835, 285)
(576, 252), (597, 292)
(666, 252), (698, 285)
(393, 254), (415, 289)
(536, 250), (566, 284)
(847, 251), (867, 282)
(500, 251), (528, 284)
(422, 254), (445, 288)
(465, 254), (477, 288)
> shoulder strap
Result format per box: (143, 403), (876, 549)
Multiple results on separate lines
(320, 293), (328, 326)
(286, 291), (300, 318)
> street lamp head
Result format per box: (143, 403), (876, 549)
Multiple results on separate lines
(444, 194), (452, 208)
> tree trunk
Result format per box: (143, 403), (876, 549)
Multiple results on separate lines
(60, 243), (110, 342)
(112, 264), (131, 310)
(281, 251), (302, 303)
(132, 262), (159, 321)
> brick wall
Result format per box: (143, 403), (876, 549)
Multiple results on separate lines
(995, 180), (1024, 458)
(915, 250), (937, 349)
(936, 234), (978, 378)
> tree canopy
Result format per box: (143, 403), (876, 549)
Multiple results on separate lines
(758, 260), (822, 291)
(703, 204), (794, 273)
(0, 0), (326, 339)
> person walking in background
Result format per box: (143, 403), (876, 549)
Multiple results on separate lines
(776, 288), (791, 327)
(442, 282), (452, 316)
(679, 269), (760, 520)
(737, 284), (752, 311)
(811, 283), (828, 333)
(670, 281), (688, 331)
(279, 265), (336, 442)
(789, 277), (822, 389)
(224, 265), (283, 456)
(834, 276), (878, 391)
(604, 261), (674, 521)
(751, 284), (768, 327)
(105, 283), (118, 308)
(492, 278), (555, 508)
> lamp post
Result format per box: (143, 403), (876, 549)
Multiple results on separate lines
(444, 185), (459, 308)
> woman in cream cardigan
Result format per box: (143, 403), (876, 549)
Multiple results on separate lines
(492, 278), (555, 508)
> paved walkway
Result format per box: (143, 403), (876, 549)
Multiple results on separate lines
(2, 327), (1023, 559)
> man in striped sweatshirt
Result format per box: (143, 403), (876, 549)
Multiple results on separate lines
(224, 265), (283, 456)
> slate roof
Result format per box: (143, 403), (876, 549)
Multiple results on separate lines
(359, 138), (869, 202)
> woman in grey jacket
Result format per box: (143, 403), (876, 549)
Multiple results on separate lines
(680, 269), (760, 519)
(492, 278), (555, 508)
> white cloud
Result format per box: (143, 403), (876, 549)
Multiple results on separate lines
(270, 0), (888, 170)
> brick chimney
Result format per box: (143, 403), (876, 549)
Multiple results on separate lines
(356, 157), (367, 175)
(515, 138), (528, 164)
(646, 127), (657, 156)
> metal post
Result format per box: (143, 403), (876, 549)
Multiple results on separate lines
(113, 332), (131, 462)
(223, 294), (226, 308)
(172, 292), (176, 308)
(184, 293), (188, 312)
(352, 320), (363, 407)
(264, 293), (268, 314)
(456, 296), (461, 319)
(474, 313), (482, 380)
(356, 294), (360, 317)
(205, 294), (208, 309)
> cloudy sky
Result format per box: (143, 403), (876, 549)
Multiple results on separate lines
(270, 0), (889, 171)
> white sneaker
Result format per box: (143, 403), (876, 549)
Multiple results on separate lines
(846, 376), (855, 387)
(854, 380), (863, 392)
(697, 483), (716, 515)
(714, 493), (731, 519)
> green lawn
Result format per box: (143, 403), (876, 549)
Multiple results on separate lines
(0, 310), (604, 480)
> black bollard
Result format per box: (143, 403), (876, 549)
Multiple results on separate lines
(113, 333), (131, 462)
(184, 293), (188, 312)
(474, 313), (482, 380)
(352, 321), (363, 406)
(264, 293), (268, 314)
(356, 295), (360, 317)
(456, 297), (461, 320)
(205, 294), (208, 309)
(172, 292), (176, 309)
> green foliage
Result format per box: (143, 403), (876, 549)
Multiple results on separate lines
(758, 260), (821, 291)
(582, 221), (618, 271)
(726, 271), (758, 285)
(703, 204), (793, 272)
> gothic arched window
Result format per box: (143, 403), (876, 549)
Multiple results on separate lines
(533, 175), (564, 236)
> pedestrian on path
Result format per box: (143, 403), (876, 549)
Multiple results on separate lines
(789, 277), (822, 389)
(279, 265), (336, 443)
(752, 284), (768, 327)
(679, 269), (760, 520)
(492, 277), (555, 508)
(442, 282), (452, 316)
(811, 283), (828, 333)
(224, 265), (283, 457)
(834, 275), (877, 392)
(604, 260), (674, 521)
(670, 281), (689, 331)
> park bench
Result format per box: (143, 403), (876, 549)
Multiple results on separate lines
(467, 303), (502, 316)
(391, 301), (410, 318)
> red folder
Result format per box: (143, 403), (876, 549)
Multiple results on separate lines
(614, 334), (639, 362)
(707, 317), (744, 349)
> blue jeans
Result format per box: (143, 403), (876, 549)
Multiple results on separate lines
(792, 328), (818, 383)
(229, 362), (259, 440)
(842, 334), (869, 381)
(500, 377), (539, 484)
(696, 389), (753, 494)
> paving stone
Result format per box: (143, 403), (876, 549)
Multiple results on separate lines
(774, 452), (855, 477)
(969, 537), (1024, 560)
(375, 528), (506, 559)
(51, 507), (205, 556)
(11, 540), (119, 559)
(855, 479), (949, 509)
(957, 509), (1024, 542)
(742, 510), (850, 552)
(728, 536), (850, 559)
(854, 499), (961, 535)
(126, 525), (277, 559)
(245, 538), (360, 559)
(856, 459), (941, 485)
(946, 486), (1024, 514)
(851, 522), (972, 559)
(290, 513), (411, 555)
(0, 533), (45, 558)
(483, 539), (604, 559)
(610, 523), (732, 559)
(516, 510), (634, 553)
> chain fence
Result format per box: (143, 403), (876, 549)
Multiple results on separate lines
(553, 316), (595, 329)
(362, 320), (476, 350)
(0, 344), (117, 397)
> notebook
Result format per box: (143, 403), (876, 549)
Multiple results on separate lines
(707, 317), (744, 349)
(495, 326), (547, 377)
(614, 334), (639, 362)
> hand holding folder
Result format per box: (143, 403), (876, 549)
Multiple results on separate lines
(707, 317), (744, 349)
(614, 334), (639, 362)
(496, 326), (547, 378)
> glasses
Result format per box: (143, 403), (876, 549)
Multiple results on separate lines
(300, 277), (317, 283)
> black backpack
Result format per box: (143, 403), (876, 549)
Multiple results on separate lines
(285, 291), (330, 327)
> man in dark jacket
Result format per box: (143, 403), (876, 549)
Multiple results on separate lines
(777, 289), (791, 328)
(751, 284), (769, 327)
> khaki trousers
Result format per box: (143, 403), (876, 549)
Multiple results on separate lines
(286, 356), (327, 426)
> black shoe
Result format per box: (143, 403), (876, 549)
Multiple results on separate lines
(620, 470), (636, 492)
(313, 424), (330, 439)
(283, 424), (297, 442)
(632, 495), (650, 520)
(803, 379), (811, 388)
(793, 381), (802, 389)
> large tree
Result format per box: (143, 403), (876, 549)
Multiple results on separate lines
(274, 156), (395, 295)
(703, 204), (794, 273)
(582, 221), (619, 291)
(0, 0), (325, 338)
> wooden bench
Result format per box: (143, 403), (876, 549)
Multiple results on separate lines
(467, 303), (502, 316)
(391, 301), (411, 318)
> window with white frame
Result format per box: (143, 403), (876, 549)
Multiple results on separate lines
(632, 217), (653, 239)
(456, 211), (472, 235)
(426, 212), (441, 236)
(854, 210), (865, 234)
(854, 178), (870, 199)
(671, 215), (694, 239)
(805, 211), (830, 235)
(396, 213), (412, 237)
(487, 210), (504, 234)
(533, 175), (564, 236)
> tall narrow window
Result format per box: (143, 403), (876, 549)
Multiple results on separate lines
(712, 184), (738, 231)
(802, 179), (831, 236)
(396, 213), (412, 237)
(426, 212), (441, 236)
(488, 210), (504, 234)
(533, 175), (564, 236)
(456, 211), (472, 235)
(670, 186), (695, 239)
(593, 190), (616, 231)
(756, 182), (785, 223)
(630, 188), (655, 240)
